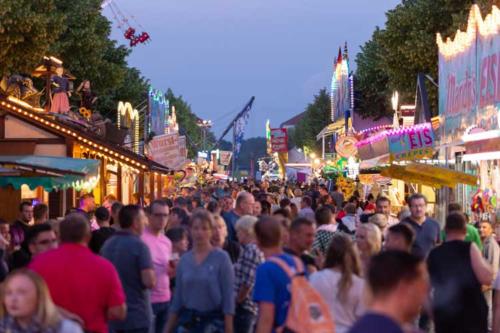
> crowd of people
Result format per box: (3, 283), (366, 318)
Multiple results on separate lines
(0, 179), (497, 333)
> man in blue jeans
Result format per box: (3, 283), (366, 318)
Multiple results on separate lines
(253, 216), (298, 333)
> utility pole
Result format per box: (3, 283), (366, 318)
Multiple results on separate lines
(197, 119), (212, 152)
(232, 119), (236, 178)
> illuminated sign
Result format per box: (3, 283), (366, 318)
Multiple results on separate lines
(117, 101), (140, 154)
(437, 5), (500, 144)
(270, 128), (288, 153)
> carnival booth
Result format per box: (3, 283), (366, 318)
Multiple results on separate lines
(437, 4), (500, 222)
(0, 59), (187, 220)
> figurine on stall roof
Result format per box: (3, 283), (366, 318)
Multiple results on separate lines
(50, 66), (71, 114)
(76, 80), (97, 120)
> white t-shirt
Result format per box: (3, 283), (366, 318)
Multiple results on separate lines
(310, 268), (365, 333)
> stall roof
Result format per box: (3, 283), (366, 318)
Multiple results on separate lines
(380, 163), (477, 189)
(0, 95), (170, 173)
(316, 118), (345, 140)
(0, 155), (100, 191)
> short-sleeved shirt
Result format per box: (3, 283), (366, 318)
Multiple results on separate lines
(234, 243), (264, 315)
(222, 210), (240, 242)
(253, 253), (298, 329)
(101, 231), (153, 330)
(141, 228), (172, 304)
(29, 244), (125, 333)
(347, 313), (404, 333)
(170, 248), (235, 315)
(402, 217), (440, 258)
(89, 226), (116, 254)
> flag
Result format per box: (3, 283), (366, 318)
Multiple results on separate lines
(234, 104), (251, 159)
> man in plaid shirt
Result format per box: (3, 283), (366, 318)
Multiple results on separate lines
(234, 215), (265, 333)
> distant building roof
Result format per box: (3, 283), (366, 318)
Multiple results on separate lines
(352, 111), (392, 132)
(280, 111), (306, 128)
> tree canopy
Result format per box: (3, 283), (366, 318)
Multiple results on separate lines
(0, 0), (63, 74)
(291, 88), (331, 154)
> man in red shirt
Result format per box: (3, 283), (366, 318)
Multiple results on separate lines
(30, 213), (126, 333)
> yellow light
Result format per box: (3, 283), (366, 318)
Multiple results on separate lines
(117, 101), (139, 121)
(309, 153), (316, 159)
(437, 5), (500, 58)
(83, 139), (88, 143)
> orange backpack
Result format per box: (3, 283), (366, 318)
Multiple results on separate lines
(269, 256), (336, 333)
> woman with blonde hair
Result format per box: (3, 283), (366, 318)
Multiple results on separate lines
(310, 234), (365, 333)
(0, 269), (82, 332)
(355, 223), (382, 274)
(165, 209), (235, 333)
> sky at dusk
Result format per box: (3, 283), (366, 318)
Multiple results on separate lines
(104, 0), (401, 138)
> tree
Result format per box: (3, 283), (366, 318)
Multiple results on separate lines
(236, 137), (267, 171)
(292, 89), (331, 154)
(355, 0), (494, 118)
(0, 0), (63, 74)
(355, 28), (390, 118)
(97, 66), (149, 120)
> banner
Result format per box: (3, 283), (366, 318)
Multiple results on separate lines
(388, 124), (435, 161)
(270, 128), (288, 153)
(234, 101), (252, 160)
(148, 133), (186, 170)
(219, 151), (233, 166)
(438, 5), (500, 144)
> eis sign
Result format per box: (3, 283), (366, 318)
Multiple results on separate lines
(388, 124), (435, 162)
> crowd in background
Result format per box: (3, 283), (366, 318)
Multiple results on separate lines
(0, 179), (496, 333)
